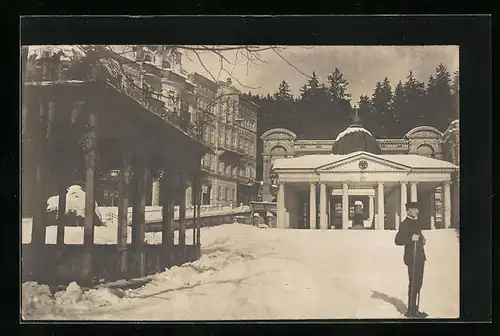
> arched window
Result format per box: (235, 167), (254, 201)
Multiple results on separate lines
(162, 60), (171, 69)
(416, 144), (435, 158)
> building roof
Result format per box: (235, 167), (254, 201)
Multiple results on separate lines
(272, 151), (458, 170)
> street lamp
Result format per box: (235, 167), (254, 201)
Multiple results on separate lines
(109, 170), (120, 206)
(257, 180), (264, 201)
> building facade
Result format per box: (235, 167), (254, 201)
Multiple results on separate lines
(189, 74), (259, 206)
(261, 120), (460, 230)
(108, 47), (261, 207)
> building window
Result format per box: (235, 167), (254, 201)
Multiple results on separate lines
(162, 60), (171, 69)
(217, 186), (221, 200)
(224, 188), (228, 201)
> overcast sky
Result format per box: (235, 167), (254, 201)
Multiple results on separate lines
(182, 46), (459, 102)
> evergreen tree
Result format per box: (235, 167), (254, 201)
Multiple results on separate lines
(273, 80), (294, 101)
(356, 95), (372, 126)
(326, 68), (352, 103)
(391, 80), (406, 136)
(370, 77), (394, 137)
(300, 71), (321, 101)
(426, 64), (453, 130)
(401, 70), (427, 133)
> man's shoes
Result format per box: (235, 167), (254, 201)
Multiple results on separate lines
(415, 310), (428, 318)
(405, 310), (428, 318)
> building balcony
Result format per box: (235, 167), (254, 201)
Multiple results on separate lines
(218, 143), (245, 160)
(23, 48), (204, 142)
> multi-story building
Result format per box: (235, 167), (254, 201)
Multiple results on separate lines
(104, 47), (260, 207)
(189, 74), (259, 206)
(106, 46), (198, 206)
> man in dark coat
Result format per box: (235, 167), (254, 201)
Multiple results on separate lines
(395, 201), (428, 318)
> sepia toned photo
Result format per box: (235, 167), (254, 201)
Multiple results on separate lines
(21, 44), (460, 320)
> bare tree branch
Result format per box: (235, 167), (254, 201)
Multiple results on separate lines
(192, 49), (218, 83)
(273, 48), (310, 78)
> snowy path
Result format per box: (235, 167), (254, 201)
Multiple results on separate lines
(23, 224), (459, 320)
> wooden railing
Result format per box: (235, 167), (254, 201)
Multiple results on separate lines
(105, 204), (248, 226)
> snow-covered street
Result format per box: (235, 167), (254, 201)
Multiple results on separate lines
(22, 224), (459, 320)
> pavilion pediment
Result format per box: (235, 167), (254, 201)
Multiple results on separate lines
(317, 153), (411, 173)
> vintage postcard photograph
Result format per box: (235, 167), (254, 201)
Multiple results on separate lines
(21, 43), (460, 321)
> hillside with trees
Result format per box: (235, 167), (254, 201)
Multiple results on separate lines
(245, 64), (459, 141)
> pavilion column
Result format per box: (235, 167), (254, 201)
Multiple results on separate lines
(430, 188), (437, 230)
(81, 109), (99, 282)
(277, 183), (286, 229)
(117, 147), (132, 278)
(342, 182), (349, 230)
(377, 182), (385, 230)
(399, 182), (408, 228)
(451, 175), (460, 228)
(369, 195), (375, 227)
(131, 157), (148, 278)
(309, 183), (317, 230)
(152, 178), (160, 206)
(410, 182), (418, 202)
(319, 183), (328, 230)
(442, 181), (452, 229)
(160, 170), (174, 267)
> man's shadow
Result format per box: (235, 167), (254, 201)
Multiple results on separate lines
(370, 291), (407, 316)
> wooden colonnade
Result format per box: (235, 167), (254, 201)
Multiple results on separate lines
(22, 55), (207, 285)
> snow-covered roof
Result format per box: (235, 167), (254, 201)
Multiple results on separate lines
(27, 45), (86, 62)
(272, 151), (458, 170)
(335, 125), (373, 141)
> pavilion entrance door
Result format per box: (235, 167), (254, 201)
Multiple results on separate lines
(330, 196), (342, 229)
(298, 190), (309, 229)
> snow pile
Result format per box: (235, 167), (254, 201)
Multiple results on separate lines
(46, 185), (103, 223)
(21, 282), (55, 319)
(54, 282), (83, 305)
(21, 281), (130, 320)
(83, 287), (127, 307)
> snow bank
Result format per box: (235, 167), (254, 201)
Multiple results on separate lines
(22, 225), (459, 320)
(46, 185), (103, 222)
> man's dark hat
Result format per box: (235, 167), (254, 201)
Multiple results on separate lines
(406, 201), (420, 209)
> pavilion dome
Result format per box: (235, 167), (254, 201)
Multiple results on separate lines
(331, 115), (382, 155)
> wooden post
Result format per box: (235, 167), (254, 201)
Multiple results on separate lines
(82, 110), (98, 282)
(22, 95), (39, 217)
(56, 181), (67, 245)
(31, 98), (49, 248)
(131, 158), (148, 278)
(178, 172), (187, 261)
(196, 174), (202, 246)
(117, 148), (132, 277)
(160, 170), (174, 267)
(192, 174), (197, 246)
